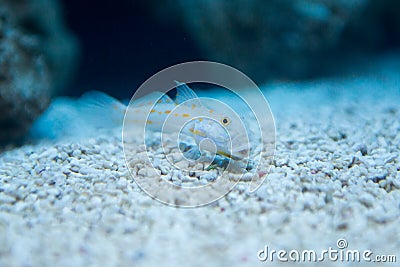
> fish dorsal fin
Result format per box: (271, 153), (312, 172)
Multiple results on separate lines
(174, 81), (202, 107)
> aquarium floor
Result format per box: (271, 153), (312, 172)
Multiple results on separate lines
(1, 61), (400, 266)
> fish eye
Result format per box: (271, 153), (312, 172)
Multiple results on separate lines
(221, 117), (231, 126)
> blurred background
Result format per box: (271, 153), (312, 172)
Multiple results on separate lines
(0, 0), (400, 144)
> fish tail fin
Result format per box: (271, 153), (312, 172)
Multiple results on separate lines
(29, 91), (127, 141)
(29, 97), (81, 140)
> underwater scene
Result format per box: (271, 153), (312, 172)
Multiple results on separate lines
(0, 0), (400, 266)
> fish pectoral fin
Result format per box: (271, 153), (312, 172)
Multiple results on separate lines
(174, 81), (202, 107)
(179, 142), (201, 160)
(185, 146), (202, 160)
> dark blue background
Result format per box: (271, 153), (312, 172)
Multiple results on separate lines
(62, 0), (202, 99)
(61, 1), (400, 99)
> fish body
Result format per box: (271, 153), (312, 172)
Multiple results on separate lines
(32, 82), (251, 161)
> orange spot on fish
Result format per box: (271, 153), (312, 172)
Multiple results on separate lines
(198, 118), (203, 122)
(150, 109), (156, 113)
(191, 104), (196, 109)
(174, 113), (179, 117)
(182, 114), (190, 117)
(209, 110), (214, 114)
(165, 110), (171, 114)
(158, 111), (162, 115)
(146, 120), (153, 124)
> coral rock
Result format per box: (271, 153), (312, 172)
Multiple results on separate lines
(0, 0), (78, 144)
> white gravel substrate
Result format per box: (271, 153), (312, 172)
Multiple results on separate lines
(1, 60), (400, 266)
